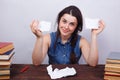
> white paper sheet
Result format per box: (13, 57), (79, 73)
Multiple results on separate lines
(46, 65), (76, 79)
(85, 18), (100, 29)
(38, 21), (51, 32)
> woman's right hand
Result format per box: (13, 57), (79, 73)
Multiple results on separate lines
(30, 20), (42, 38)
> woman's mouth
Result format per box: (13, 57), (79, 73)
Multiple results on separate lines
(62, 29), (69, 33)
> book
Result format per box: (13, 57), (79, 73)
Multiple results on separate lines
(105, 71), (120, 77)
(0, 58), (12, 66)
(0, 65), (10, 68)
(104, 52), (120, 72)
(0, 49), (15, 60)
(0, 75), (10, 79)
(106, 52), (120, 64)
(0, 65), (10, 70)
(105, 63), (120, 68)
(105, 65), (120, 73)
(0, 70), (10, 75)
(0, 42), (14, 54)
(104, 75), (120, 80)
(106, 59), (120, 64)
(104, 52), (120, 80)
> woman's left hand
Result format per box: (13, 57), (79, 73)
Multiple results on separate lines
(92, 20), (105, 35)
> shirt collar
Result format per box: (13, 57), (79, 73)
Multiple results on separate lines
(57, 36), (72, 44)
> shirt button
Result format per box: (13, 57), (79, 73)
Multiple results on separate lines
(63, 54), (66, 57)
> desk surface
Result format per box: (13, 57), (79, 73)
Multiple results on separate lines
(10, 64), (105, 80)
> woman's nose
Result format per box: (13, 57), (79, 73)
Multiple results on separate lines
(65, 24), (69, 29)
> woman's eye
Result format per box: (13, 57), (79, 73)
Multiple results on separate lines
(62, 20), (67, 23)
(70, 23), (75, 26)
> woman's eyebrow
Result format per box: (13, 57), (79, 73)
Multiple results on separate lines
(62, 18), (76, 23)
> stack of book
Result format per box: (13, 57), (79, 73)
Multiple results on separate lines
(104, 52), (120, 80)
(0, 42), (15, 79)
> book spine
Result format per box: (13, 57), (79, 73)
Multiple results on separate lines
(0, 44), (14, 54)
(0, 70), (10, 75)
(105, 66), (120, 73)
(0, 75), (10, 79)
(0, 50), (15, 60)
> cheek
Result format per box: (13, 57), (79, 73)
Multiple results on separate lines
(59, 22), (65, 27)
(69, 27), (76, 31)
(59, 23), (65, 29)
(58, 24), (62, 31)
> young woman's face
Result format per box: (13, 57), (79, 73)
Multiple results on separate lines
(59, 14), (78, 37)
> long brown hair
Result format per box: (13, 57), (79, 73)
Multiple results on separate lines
(54, 5), (83, 64)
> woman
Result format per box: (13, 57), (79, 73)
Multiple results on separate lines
(30, 5), (105, 66)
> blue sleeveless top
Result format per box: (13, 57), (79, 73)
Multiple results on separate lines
(48, 32), (82, 64)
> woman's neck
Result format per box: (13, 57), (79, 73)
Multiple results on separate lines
(60, 35), (71, 44)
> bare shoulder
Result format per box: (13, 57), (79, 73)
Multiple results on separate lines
(43, 33), (51, 46)
(80, 36), (89, 48)
(80, 37), (88, 42)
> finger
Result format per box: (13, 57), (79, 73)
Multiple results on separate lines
(30, 20), (35, 28)
(31, 20), (39, 30)
(30, 20), (36, 32)
(100, 20), (105, 27)
(36, 20), (39, 27)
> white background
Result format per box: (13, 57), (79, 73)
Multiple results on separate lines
(0, 0), (120, 64)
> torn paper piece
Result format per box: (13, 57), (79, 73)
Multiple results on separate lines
(46, 65), (76, 79)
(38, 21), (51, 32)
(46, 65), (53, 75)
(85, 18), (100, 29)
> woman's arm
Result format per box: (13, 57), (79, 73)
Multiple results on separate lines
(32, 37), (44, 66)
(80, 20), (105, 66)
(32, 34), (50, 66)
(30, 20), (49, 66)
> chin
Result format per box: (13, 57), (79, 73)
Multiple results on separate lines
(61, 32), (70, 37)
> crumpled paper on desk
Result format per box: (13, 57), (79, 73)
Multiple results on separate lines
(46, 65), (76, 79)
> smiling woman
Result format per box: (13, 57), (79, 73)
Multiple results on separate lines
(30, 5), (105, 66)
(59, 14), (78, 38)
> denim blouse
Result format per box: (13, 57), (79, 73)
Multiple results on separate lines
(48, 32), (82, 64)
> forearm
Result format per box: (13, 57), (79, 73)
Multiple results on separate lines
(88, 34), (98, 66)
(32, 37), (43, 66)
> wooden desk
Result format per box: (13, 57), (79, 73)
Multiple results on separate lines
(10, 64), (105, 80)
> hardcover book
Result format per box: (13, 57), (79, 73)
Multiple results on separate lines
(105, 71), (120, 77)
(0, 65), (10, 70)
(0, 49), (15, 60)
(105, 65), (120, 73)
(0, 42), (14, 54)
(104, 52), (120, 80)
(0, 57), (12, 66)
(106, 59), (120, 64)
(104, 75), (120, 80)
(106, 52), (120, 64)
(0, 75), (10, 79)
(0, 70), (10, 75)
